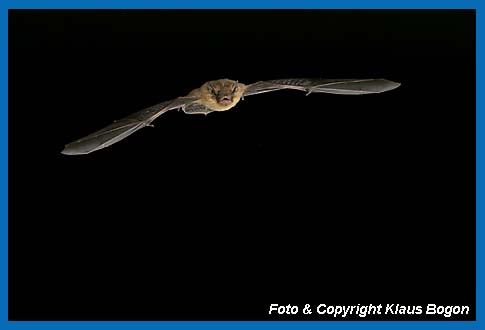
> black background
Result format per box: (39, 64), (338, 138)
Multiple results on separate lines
(8, 10), (475, 320)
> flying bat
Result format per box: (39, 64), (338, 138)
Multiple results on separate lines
(61, 78), (400, 155)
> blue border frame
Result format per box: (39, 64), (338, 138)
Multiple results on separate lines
(1, 0), (481, 329)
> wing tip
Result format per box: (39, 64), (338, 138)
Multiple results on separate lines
(380, 79), (401, 92)
(61, 147), (78, 156)
(61, 144), (91, 156)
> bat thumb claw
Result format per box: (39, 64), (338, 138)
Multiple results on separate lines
(147, 124), (155, 128)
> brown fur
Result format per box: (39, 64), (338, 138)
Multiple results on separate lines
(187, 79), (246, 111)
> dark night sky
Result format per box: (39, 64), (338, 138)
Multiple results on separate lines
(8, 10), (475, 320)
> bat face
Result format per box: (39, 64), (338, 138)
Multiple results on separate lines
(200, 79), (246, 111)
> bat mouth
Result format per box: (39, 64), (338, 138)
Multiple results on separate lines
(218, 96), (232, 105)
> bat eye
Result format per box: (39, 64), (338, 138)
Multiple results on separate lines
(208, 84), (217, 95)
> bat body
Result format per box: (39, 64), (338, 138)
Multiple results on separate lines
(61, 78), (400, 155)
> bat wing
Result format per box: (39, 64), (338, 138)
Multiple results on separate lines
(243, 78), (400, 97)
(61, 96), (198, 155)
(182, 103), (213, 115)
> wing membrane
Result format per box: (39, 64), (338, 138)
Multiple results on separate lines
(61, 96), (197, 155)
(243, 78), (400, 97)
(183, 103), (213, 115)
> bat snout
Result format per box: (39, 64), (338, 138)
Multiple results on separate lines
(218, 95), (233, 105)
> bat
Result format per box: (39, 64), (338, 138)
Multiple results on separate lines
(61, 78), (400, 155)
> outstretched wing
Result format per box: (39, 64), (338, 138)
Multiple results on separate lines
(243, 78), (400, 97)
(61, 96), (198, 155)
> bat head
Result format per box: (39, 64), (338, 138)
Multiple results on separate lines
(204, 79), (245, 111)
